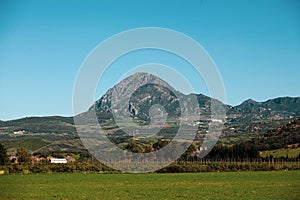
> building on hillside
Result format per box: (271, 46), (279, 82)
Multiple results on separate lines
(13, 130), (25, 135)
(49, 158), (67, 164)
(9, 155), (18, 163)
(31, 156), (47, 163)
(163, 123), (170, 128)
(66, 156), (76, 163)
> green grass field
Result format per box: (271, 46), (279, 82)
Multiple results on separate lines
(260, 147), (300, 158)
(0, 171), (299, 200)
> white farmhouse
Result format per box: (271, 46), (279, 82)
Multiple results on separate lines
(49, 158), (67, 164)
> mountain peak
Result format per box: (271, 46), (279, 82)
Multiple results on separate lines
(90, 72), (178, 116)
(236, 99), (260, 110)
(242, 99), (259, 105)
(119, 72), (171, 89)
(126, 72), (152, 78)
(90, 72), (211, 121)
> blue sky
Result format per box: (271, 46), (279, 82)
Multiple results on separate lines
(0, 0), (299, 120)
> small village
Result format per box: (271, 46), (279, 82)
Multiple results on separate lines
(8, 154), (76, 164)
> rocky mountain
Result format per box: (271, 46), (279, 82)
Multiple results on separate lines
(0, 72), (299, 156)
(88, 72), (226, 123)
(89, 73), (183, 121)
(88, 73), (300, 125)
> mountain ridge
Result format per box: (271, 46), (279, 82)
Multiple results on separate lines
(1, 96), (298, 123)
(0, 72), (299, 157)
(88, 73), (299, 123)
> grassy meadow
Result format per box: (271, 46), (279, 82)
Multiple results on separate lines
(260, 147), (300, 158)
(0, 171), (299, 199)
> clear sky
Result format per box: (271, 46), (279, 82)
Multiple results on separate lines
(0, 0), (299, 120)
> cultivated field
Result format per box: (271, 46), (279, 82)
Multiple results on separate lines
(0, 171), (299, 199)
(260, 147), (300, 158)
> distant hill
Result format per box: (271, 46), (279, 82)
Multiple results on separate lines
(0, 116), (79, 156)
(0, 116), (75, 134)
(6, 116), (74, 125)
(220, 97), (300, 142)
(246, 117), (300, 150)
(228, 97), (300, 122)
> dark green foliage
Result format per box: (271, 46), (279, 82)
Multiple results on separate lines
(246, 118), (300, 151)
(180, 143), (197, 160)
(16, 147), (31, 163)
(0, 143), (8, 165)
(2, 160), (299, 174)
(152, 139), (170, 150)
(206, 144), (260, 160)
(107, 129), (132, 145)
(157, 161), (300, 173)
(125, 141), (144, 153)
(143, 144), (153, 153)
(4, 162), (105, 174)
(157, 127), (178, 139)
(3, 138), (50, 152)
